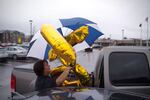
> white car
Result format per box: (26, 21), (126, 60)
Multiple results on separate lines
(6, 46), (28, 59)
(0, 47), (8, 62)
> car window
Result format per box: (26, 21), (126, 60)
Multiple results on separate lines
(8, 47), (17, 51)
(7, 48), (10, 50)
(17, 47), (25, 50)
(13, 48), (17, 51)
(109, 52), (150, 86)
(18, 48), (22, 50)
(9, 48), (13, 51)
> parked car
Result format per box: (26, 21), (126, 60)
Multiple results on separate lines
(12, 87), (150, 100)
(0, 47), (8, 62)
(20, 45), (29, 51)
(17, 43), (29, 51)
(11, 46), (150, 97)
(6, 46), (28, 59)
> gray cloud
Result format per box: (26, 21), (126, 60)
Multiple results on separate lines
(0, 0), (150, 39)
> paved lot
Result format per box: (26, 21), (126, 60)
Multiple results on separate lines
(0, 59), (37, 100)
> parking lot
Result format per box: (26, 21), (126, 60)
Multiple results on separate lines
(0, 58), (37, 100)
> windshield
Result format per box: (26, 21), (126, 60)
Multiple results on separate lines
(17, 47), (24, 50)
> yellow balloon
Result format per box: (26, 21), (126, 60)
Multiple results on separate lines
(65, 26), (89, 46)
(48, 26), (88, 62)
(41, 24), (76, 66)
(48, 49), (57, 61)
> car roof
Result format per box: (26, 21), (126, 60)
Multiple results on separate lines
(106, 46), (150, 50)
(13, 87), (150, 100)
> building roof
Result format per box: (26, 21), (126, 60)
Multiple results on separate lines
(0, 30), (25, 35)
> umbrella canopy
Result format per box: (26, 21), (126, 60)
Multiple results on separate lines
(60, 17), (96, 28)
(60, 17), (103, 46)
(27, 17), (103, 60)
(27, 31), (51, 59)
(27, 27), (63, 60)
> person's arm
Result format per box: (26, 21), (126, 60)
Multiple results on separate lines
(56, 67), (71, 86)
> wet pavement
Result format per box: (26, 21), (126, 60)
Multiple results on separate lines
(0, 59), (37, 100)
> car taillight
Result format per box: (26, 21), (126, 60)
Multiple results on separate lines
(11, 74), (16, 92)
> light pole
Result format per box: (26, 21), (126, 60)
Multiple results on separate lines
(122, 29), (124, 40)
(109, 34), (112, 39)
(145, 17), (149, 47)
(29, 20), (33, 36)
(139, 23), (142, 46)
(109, 34), (112, 46)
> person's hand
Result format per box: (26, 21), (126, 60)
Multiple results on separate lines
(70, 65), (76, 72)
(65, 67), (72, 71)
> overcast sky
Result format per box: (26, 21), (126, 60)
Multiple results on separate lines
(0, 0), (150, 39)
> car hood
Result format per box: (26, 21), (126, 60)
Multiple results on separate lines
(13, 87), (150, 100)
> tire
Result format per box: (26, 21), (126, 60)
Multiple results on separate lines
(12, 55), (18, 60)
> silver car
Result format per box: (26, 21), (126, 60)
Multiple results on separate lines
(6, 46), (27, 59)
(0, 47), (8, 62)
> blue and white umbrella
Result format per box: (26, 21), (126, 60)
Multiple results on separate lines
(60, 17), (103, 50)
(27, 17), (103, 60)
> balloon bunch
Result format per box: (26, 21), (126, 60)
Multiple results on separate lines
(41, 24), (91, 86)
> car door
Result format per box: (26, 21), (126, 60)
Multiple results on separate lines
(0, 48), (4, 58)
(7, 47), (15, 57)
(104, 48), (150, 95)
